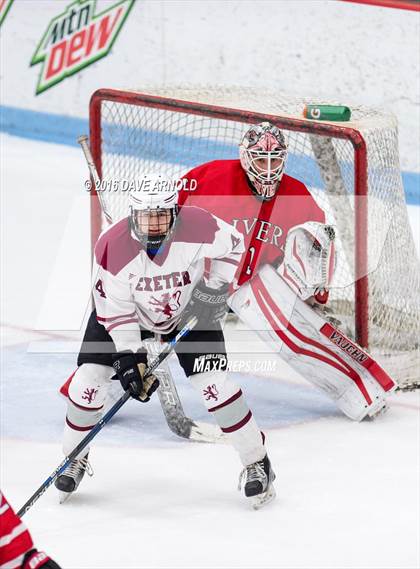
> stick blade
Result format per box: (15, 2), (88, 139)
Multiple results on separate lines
(189, 421), (227, 444)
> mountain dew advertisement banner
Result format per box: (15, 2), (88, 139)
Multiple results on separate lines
(0, 0), (14, 27)
(31, 0), (134, 94)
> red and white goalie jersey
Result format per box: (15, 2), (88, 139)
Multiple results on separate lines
(93, 205), (244, 351)
(179, 160), (325, 286)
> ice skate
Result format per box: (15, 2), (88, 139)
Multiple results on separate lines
(55, 454), (93, 503)
(238, 454), (276, 510)
(366, 401), (389, 420)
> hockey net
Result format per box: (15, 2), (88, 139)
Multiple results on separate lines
(89, 86), (419, 390)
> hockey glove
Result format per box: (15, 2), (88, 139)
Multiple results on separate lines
(22, 549), (62, 569)
(112, 348), (159, 402)
(183, 280), (229, 329)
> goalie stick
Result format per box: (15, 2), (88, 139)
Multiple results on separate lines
(18, 317), (197, 518)
(78, 135), (224, 444)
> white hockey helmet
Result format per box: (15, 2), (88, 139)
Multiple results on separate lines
(239, 122), (288, 200)
(129, 174), (179, 251)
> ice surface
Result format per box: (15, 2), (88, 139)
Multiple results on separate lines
(2, 391), (419, 569)
(1, 135), (419, 569)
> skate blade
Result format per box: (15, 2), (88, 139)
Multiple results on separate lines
(367, 403), (389, 420)
(58, 491), (73, 504)
(251, 484), (276, 510)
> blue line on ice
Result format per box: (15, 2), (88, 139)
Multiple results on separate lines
(1, 104), (419, 204)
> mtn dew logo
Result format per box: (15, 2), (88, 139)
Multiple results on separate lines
(31, 0), (134, 94)
(0, 0), (14, 27)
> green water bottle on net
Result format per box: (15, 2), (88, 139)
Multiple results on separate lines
(303, 104), (351, 121)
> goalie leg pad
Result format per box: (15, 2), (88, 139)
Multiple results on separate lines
(228, 264), (396, 421)
(63, 363), (114, 456)
(190, 370), (266, 465)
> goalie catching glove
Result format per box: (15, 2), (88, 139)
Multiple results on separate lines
(183, 280), (230, 329)
(112, 348), (159, 402)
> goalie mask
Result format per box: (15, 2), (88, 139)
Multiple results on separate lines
(239, 122), (288, 200)
(129, 175), (179, 253)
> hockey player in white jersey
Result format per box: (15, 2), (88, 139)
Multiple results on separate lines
(55, 178), (275, 509)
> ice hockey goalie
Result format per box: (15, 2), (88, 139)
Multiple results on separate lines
(229, 222), (396, 421)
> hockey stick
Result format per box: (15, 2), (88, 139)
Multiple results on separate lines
(156, 367), (225, 443)
(17, 316), (197, 518)
(78, 134), (113, 224)
(145, 337), (226, 444)
(77, 134), (225, 444)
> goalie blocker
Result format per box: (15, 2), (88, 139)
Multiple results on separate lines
(228, 223), (396, 421)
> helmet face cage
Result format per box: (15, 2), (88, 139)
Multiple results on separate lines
(128, 180), (179, 251)
(130, 205), (178, 251)
(239, 122), (288, 200)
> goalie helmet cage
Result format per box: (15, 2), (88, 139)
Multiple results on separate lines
(89, 86), (419, 389)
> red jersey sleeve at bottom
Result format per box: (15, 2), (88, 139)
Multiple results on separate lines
(0, 492), (34, 567)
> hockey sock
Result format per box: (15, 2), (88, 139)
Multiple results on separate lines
(63, 364), (113, 457)
(190, 370), (266, 466)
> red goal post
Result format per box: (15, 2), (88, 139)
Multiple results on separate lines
(88, 87), (419, 389)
